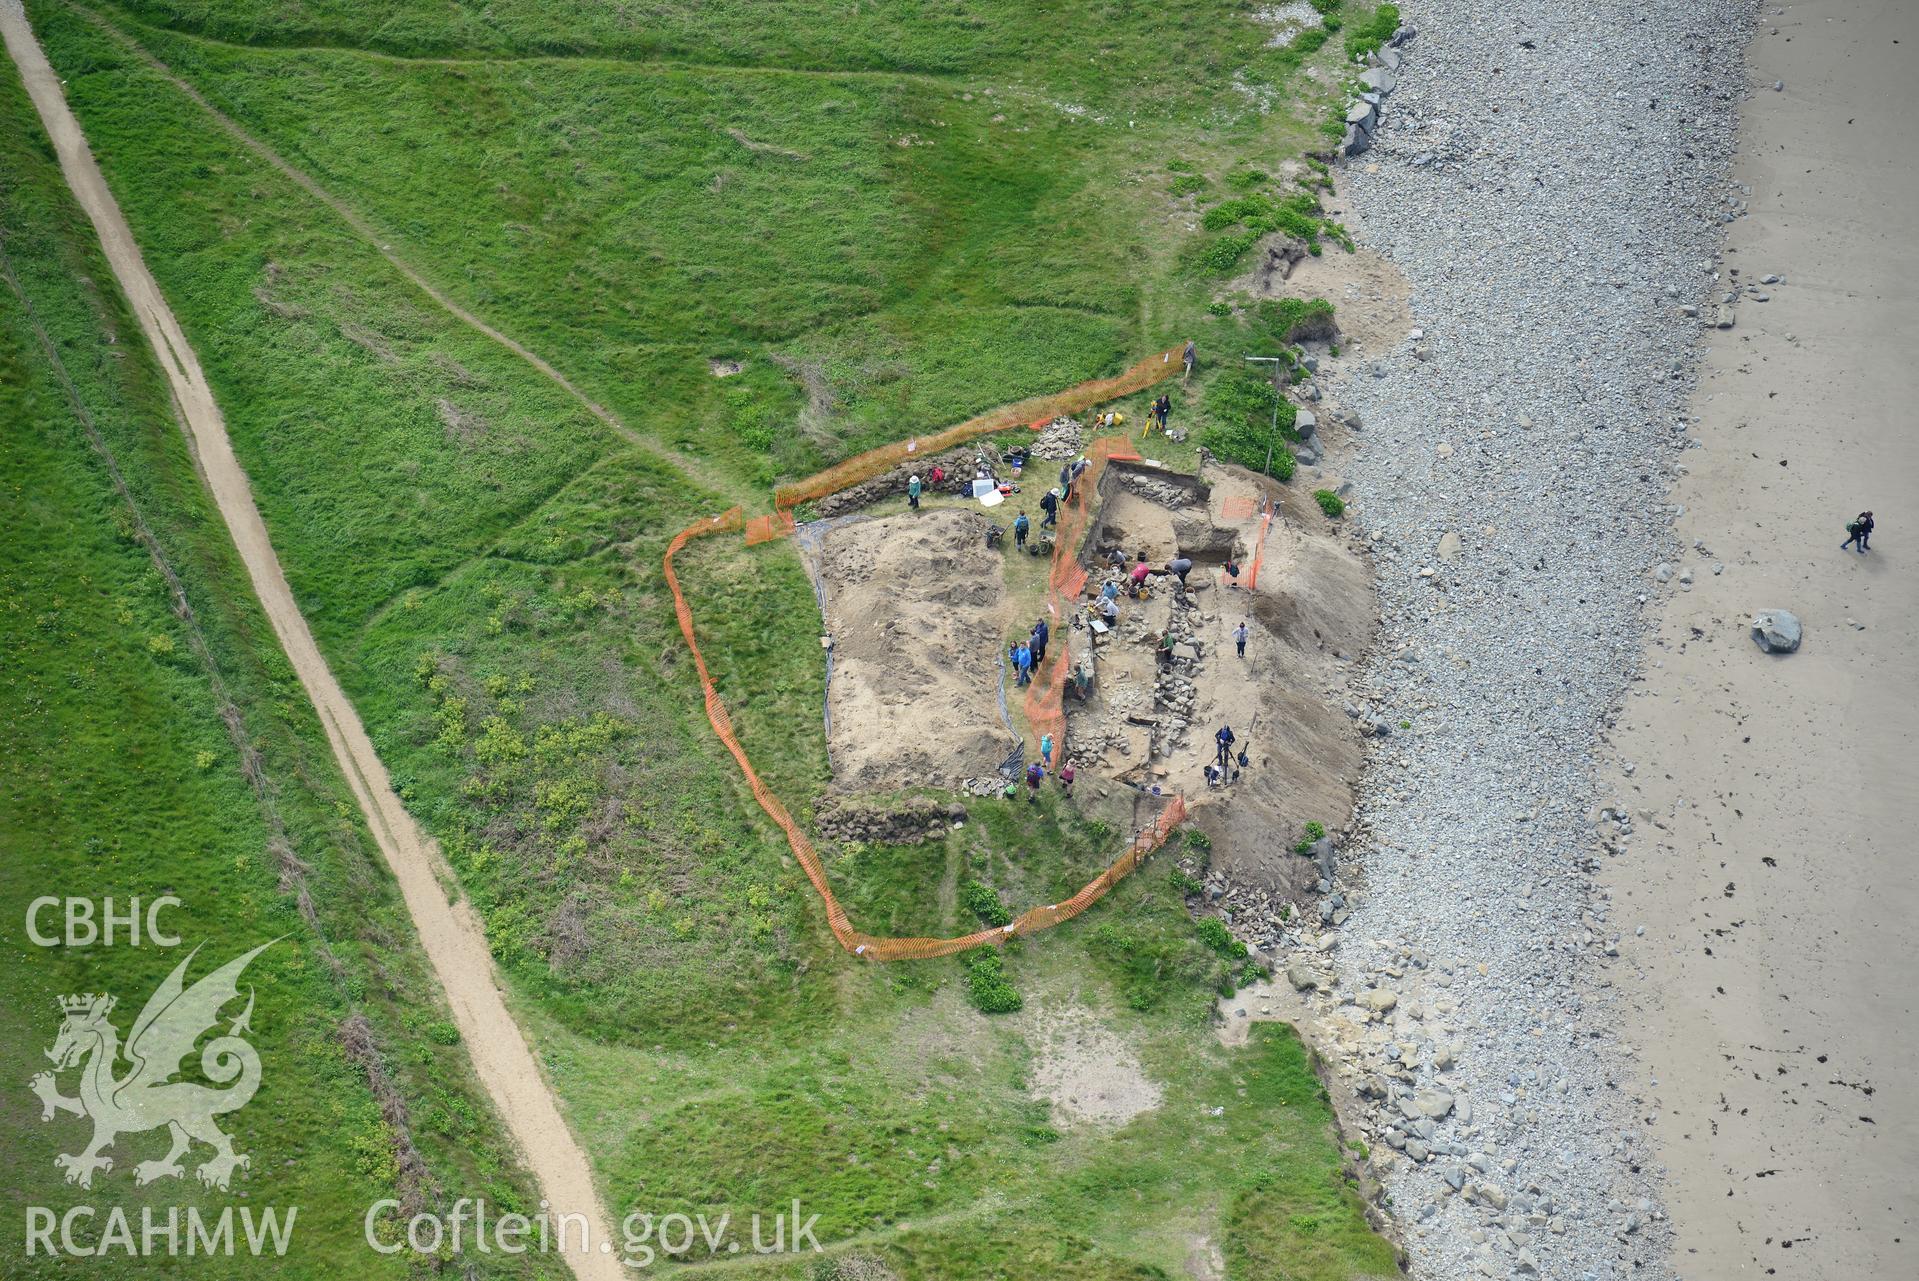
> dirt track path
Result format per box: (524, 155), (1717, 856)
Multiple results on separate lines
(1, 8), (622, 1277)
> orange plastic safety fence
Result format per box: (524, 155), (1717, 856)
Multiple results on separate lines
(1021, 438), (1139, 754)
(743, 509), (797, 546)
(1244, 500), (1276, 591)
(1218, 495), (1258, 521)
(665, 502), (1186, 961)
(772, 347), (1184, 511)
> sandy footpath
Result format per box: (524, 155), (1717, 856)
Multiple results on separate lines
(0, 6), (622, 1276)
(1603, 2), (1918, 1277)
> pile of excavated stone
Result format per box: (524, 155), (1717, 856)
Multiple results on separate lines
(1028, 416), (1086, 460)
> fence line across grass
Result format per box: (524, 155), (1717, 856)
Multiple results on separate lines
(663, 354), (1190, 959)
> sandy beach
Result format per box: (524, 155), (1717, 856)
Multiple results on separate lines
(1603, 2), (1919, 1277)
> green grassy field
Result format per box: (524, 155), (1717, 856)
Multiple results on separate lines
(45, 0), (1355, 488)
(7, 0), (1397, 1274)
(0, 57), (561, 1277)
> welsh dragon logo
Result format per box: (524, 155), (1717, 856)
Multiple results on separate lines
(30, 942), (275, 1191)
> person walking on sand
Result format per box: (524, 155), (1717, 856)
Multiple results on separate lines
(1234, 620), (1249, 659)
(1013, 511), (1030, 550)
(1026, 760), (1044, 803)
(907, 473), (922, 510)
(1058, 760), (1076, 798)
(1841, 510), (1875, 553)
(1040, 487), (1059, 527)
(1214, 724), (1235, 770)
(1182, 339), (1197, 381)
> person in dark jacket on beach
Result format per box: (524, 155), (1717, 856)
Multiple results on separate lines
(1841, 510), (1875, 553)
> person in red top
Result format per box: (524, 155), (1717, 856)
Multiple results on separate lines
(1058, 761), (1076, 798)
(929, 463), (945, 488)
(1129, 558), (1152, 593)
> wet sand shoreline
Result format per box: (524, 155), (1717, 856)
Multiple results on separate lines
(1604, 2), (1919, 1276)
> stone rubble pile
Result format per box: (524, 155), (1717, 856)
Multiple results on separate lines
(1117, 471), (1199, 508)
(1029, 416), (1086, 461)
(815, 796), (966, 844)
(1343, 27), (1416, 157)
(812, 446), (978, 518)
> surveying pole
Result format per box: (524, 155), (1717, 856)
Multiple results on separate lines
(1243, 355), (1286, 477)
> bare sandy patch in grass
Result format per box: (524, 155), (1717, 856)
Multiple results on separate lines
(1024, 1002), (1161, 1130)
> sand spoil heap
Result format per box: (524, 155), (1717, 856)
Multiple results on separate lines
(812, 509), (1016, 791)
